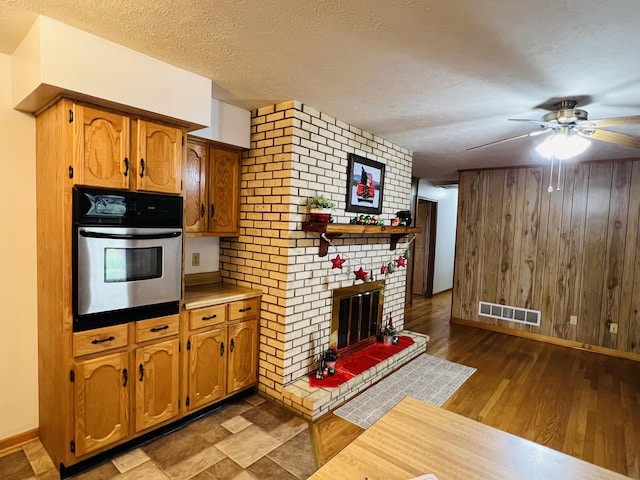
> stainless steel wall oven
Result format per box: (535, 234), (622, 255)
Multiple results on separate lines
(73, 187), (183, 331)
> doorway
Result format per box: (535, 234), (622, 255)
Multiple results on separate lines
(413, 199), (437, 298)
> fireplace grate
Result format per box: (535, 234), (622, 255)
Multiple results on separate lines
(331, 280), (385, 353)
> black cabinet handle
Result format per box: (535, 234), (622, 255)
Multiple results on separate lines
(239, 307), (252, 313)
(230, 338), (235, 353)
(123, 368), (128, 387)
(202, 314), (217, 321)
(124, 157), (129, 177)
(210, 204), (215, 218)
(139, 363), (145, 381)
(200, 204), (205, 218)
(220, 342), (225, 356)
(91, 336), (115, 344)
(150, 325), (169, 332)
(140, 158), (146, 178)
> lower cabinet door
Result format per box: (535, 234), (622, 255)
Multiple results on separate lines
(188, 327), (227, 410)
(135, 339), (180, 432)
(74, 352), (129, 457)
(227, 319), (258, 394)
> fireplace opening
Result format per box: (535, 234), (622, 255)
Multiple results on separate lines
(330, 280), (384, 356)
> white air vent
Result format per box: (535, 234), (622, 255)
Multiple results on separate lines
(478, 301), (540, 327)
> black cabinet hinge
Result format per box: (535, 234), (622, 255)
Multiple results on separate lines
(68, 109), (74, 123)
(187, 340), (191, 350)
(70, 440), (75, 453)
(186, 396), (190, 407)
(182, 136), (184, 146)
(70, 369), (75, 383)
(68, 166), (74, 179)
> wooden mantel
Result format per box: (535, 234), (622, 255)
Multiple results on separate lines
(301, 222), (422, 257)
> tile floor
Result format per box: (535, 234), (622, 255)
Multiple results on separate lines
(0, 393), (317, 480)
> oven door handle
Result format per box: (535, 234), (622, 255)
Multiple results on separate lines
(79, 231), (182, 240)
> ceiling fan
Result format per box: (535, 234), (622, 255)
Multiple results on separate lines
(467, 99), (640, 152)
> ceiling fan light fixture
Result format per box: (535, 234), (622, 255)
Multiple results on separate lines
(535, 132), (590, 160)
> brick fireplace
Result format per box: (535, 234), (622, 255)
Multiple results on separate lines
(219, 100), (427, 419)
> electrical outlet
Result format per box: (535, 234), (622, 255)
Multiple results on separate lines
(570, 315), (577, 325)
(191, 252), (200, 267)
(609, 322), (618, 334)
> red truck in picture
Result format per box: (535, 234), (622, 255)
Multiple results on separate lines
(357, 169), (375, 202)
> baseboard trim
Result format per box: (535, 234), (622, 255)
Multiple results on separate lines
(450, 317), (640, 362)
(0, 428), (39, 455)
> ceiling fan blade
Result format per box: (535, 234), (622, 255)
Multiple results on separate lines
(589, 115), (640, 128)
(467, 128), (551, 151)
(577, 129), (640, 149)
(508, 119), (559, 129)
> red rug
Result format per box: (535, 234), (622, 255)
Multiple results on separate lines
(309, 336), (415, 388)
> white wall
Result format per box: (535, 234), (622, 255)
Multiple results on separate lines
(0, 53), (39, 439)
(417, 180), (458, 294)
(184, 237), (220, 274)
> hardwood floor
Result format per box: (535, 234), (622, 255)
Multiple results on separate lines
(312, 290), (640, 479)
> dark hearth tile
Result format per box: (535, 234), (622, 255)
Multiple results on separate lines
(267, 429), (317, 479)
(246, 456), (299, 480)
(0, 450), (35, 480)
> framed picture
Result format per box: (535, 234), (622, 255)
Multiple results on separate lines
(346, 154), (385, 214)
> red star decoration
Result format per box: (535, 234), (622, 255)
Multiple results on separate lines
(380, 264), (388, 274)
(354, 267), (369, 282)
(331, 255), (346, 269)
(396, 256), (406, 267)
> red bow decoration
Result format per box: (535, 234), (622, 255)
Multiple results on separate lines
(331, 255), (346, 269)
(396, 256), (406, 267)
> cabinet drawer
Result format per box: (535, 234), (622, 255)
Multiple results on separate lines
(228, 297), (259, 321)
(189, 304), (226, 330)
(136, 315), (179, 343)
(73, 324), (128, 357)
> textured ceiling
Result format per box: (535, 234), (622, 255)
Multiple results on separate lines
(2, 0), (640, 181)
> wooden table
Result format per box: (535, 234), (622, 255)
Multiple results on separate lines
(309, 396), (630, 480)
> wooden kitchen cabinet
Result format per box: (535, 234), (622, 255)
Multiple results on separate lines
(184, 138), (241, 235)
(72, 103), (183, 194)
(134, 338), (180, 432)
(187, 327), (227, 409)
(185, 297), (259, 411)
(132, 120), (183, 194)
(73, 352), (129, 457)
(73, 105), (130, 189)
(227, 319), (258, 394)
(208, 147), (240, 235)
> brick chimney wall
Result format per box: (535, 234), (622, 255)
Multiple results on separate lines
(219, 101), (414, 403)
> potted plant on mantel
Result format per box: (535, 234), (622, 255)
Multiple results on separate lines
(307, 194), (335, 223)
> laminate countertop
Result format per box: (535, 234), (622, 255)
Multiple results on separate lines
(183, 283), (262, 310)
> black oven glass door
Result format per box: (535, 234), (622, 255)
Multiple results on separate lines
(77, 227), (182, 318)
(104, 246), (162, 282)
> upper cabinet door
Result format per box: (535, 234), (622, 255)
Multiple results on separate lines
(73, 105), (130, 189)
(208, 147), (240, 236)
(133, 120), (183, 194)
(184, 142), (207, 233)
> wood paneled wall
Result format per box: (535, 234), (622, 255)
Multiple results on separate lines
(452, 159), (640, 355)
